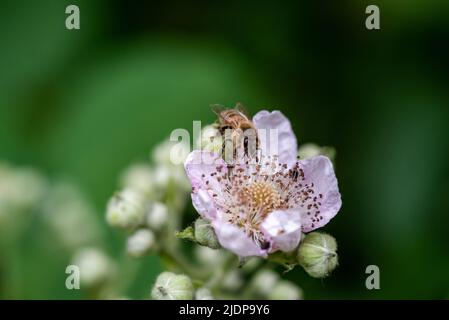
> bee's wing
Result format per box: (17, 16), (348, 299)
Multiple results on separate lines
(235, 102), (250, 117)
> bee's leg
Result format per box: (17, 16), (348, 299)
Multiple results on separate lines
(243, 136), (249, 157)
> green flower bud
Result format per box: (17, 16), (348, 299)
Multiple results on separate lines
(146, 202), (168, 230)
(120, 164), (154, 198)
(297, 232), (338, 278)
(268, 280), (303, 300)
(194, 218), (221, 249)
(151, 272), (194, 300)
(126, 229), (155, 257)
(72, 248), (115, 288)
(297, 143), (336, 162)
(195, 288), (214, 300)
(106, 189), (145, 229)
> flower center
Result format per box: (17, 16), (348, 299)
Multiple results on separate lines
(243, 181), (280, 214)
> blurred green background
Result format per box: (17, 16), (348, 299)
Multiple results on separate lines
(1, 0), (448, 299)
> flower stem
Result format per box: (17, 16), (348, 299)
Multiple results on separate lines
(159, 248), (206, 281)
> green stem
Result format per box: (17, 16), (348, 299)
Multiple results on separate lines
(159, 248), (206, 281)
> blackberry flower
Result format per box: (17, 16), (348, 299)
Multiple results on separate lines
(184, 111), (341, 257)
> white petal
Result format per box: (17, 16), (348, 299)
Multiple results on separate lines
(261, 209), (302, 253)
(184, 150), (227, 218)
(298, 156), (341, 232)
(184, 151), (227, 190)
(191, 189), (217, 220)
(253, 110), (298, 165)
(212, 220), (267, 258)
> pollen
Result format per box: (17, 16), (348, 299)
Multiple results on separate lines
(244, 181), (281, 212)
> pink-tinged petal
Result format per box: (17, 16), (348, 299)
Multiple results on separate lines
(191, 190), (217, 221)
(184, 150), (227, 193)
(298, 155), (341, 232)
(212, 219), (267, 258)
(185, 150), (228, 219)
(253, 110), (298, 165)
(261, 209), (302, 253)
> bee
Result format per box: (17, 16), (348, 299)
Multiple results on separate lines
(211, 103), (259, 164)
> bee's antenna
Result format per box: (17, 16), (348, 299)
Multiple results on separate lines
(210, 104), (226, 115)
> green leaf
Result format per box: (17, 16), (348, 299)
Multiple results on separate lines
(175, 226), (195, 242)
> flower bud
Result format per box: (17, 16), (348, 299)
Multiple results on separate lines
(106, 189), (145, 229)
(72, 248), (115, 288)
(153, 165), (171, 190)
(194, 246), (225, 267)
(0, 163), (47, 214)
(153, 140), (190, 167)
(121, 164), (154, 197)
(194, 218), (221, 249)
(250, 270), (279, 297)
(222, 270), (243, 291)
(297, 143), (336, 162)
(268, 280), (303, 300)
(195, 288), (214, 300)
(198, 125), (222, 153)
(126, 229), (155, 257)
(146, 202), (168, 230)
(297, 232), (338, 278)
(152, 164), (191, 196)
(151, 272), (194, 300)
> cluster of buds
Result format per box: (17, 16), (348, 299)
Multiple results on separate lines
(106, 139), (191, 258)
